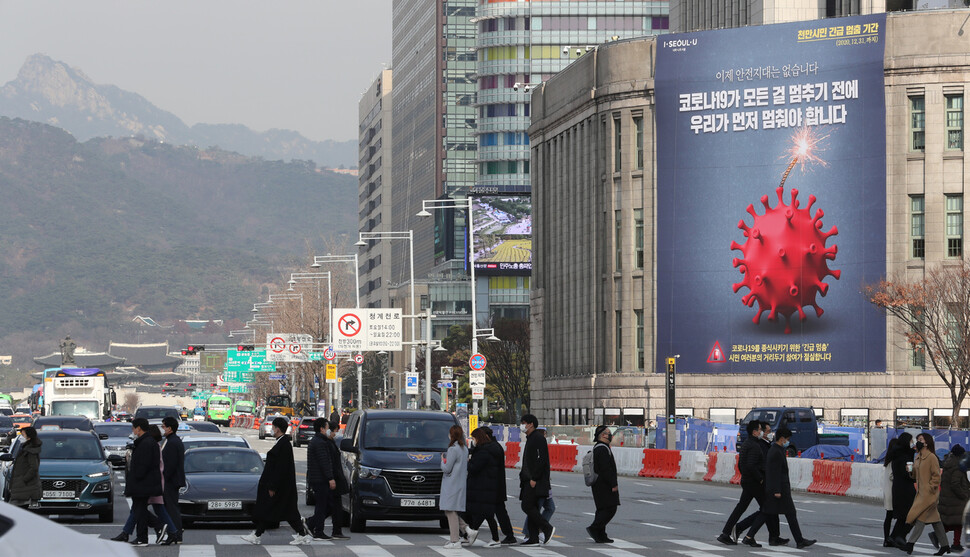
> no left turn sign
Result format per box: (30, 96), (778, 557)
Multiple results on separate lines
(354, 353), (364, 365)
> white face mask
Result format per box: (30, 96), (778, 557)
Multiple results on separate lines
(519, 424), (528, 433)
(752, 430), (761, 439)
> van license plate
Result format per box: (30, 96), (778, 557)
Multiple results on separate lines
(43, 490), (74, 498)
(207, 500), (242, 510)
(401, 498), (435, 507)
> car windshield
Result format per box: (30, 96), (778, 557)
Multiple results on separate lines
(0, 417), (12, 428)
(50, 401), (99, 420)
(183, 439), (247, 450)
(362, 418), (455, 451)
(40, 436), (103, 460)
(0, 408), (12, 416)
(235, 403), (254, 413)
(36, 418), (91, 431)
(742, 410), (779, 426)
(136, 407), (178, 419)
(187, 422), (221, 433)
(95, 424), (132, 437)
(185, 450), (263, 474)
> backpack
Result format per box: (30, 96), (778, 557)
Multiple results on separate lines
(583, 448), (598, 486)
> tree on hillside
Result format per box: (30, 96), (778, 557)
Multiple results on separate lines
(865, 260), (970, 426)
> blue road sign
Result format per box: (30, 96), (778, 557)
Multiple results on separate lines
(268, 374), (286, 381)
(406, 375), (418, 388)
(437, 381), (454, 388)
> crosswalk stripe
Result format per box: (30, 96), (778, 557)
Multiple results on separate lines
(264, 547), (309, 556)
(178, 545), (216, 557)
(428, 546), (478, 556)
(366, 534), (413, 545)
(672, 551), (726, 557)
(510, 546), (566, 556)
(348, 545), (396, 557)
(752, 546), (804, 554)
(610, 538), (647, 549)
(642, 522), (676, 530)
(589, 549), (646, 557)
(664, 539), (729, 551)
(816, 542), (887, 554)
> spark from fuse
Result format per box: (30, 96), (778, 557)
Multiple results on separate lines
(779, 127), (829, 189)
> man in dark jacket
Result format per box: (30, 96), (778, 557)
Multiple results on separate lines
(718, 421), (781, 545)
(483, 429), (516, 544)
(306, 418), (349, 540)
(587, 425), (619, 543)
(741, 428), (816, 549)
(126, 418), (163, 546)
(519, 414), (554, 545)
(161, 416), (185, 543)
(241, 417), (312, 546)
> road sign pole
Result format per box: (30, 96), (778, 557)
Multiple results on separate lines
(666, 357), (677, 449)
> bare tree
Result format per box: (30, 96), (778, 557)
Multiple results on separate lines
(479, 318), (531, 423)
(123, 392), (140, 412)
(865, 261), (970, 425)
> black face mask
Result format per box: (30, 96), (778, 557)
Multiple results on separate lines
(915, 441), (925, 452)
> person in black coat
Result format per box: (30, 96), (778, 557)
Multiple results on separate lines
(742, 428), (816, 549)
(241, 417), (311, 546)
(587, 425), (619, 543)
(464, 428), (500, 546)
(161, 416), (185, 543)
(888, 432), (916, 542)
(719, 421), (781, 545)
(322, 423), (349, 539)
(306, 418), (334, 539)
(519, 414), (554, 545)
(125, 418), (163, 545)
(483, 429), (516, 544)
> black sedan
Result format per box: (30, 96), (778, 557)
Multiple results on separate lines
(0, 417), (17, 452)
(177, 447), (262, 524)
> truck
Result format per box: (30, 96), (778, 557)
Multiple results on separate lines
(43, 368), (117, 421)
(736, 406), (849, 456)
(206, 394), (233, 426)
(264, 394), (294, 417)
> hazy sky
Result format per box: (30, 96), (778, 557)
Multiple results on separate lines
(0, 0), (393, 142)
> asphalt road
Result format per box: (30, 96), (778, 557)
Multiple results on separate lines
(52, 427), (935, 556)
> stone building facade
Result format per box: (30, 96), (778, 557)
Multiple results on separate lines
(528, 10), (970, 428)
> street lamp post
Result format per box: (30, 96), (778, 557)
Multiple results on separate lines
(356, 230), (416, 409)
(287, 272), (332, 408)
(312, 254), (362, 408)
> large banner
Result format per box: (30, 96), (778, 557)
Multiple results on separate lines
(655, 15), (887, 373)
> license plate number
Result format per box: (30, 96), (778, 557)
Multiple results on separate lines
(43, 490), (74, 498)
(207, 500), (242, 510)
(400, 498), (435, 507)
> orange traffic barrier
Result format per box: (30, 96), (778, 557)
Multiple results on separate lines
(505, 441), (520, 468)
(835, 462), (852, 496)
(807, 459), (827, 494)
(730, 454), (741, 485)
(550, 444), (578, 472)
(639, 449), (682, 478)
(703, 452), (718, 482)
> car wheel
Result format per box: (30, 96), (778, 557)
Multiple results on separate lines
(349, 487), (366, 533)
(98, 507), (113, 523)
(259, 432), (265, 440)
(293, 439), (299, 448)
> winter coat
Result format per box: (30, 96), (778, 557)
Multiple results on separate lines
(307, 432), (334, 486)
(439, 442), (468, 512)
(890, 446), (916, 520)
(762, 443), (795, 515)
(465, 444), (497, 518)
(939, 453), (970, 526)
(738, 436), (766, 487)
(906, 450), (942, 525)
(149, 451), (165, 505)
(591, 441), (619, 509)
(483, 439), (507, 503)
(125, 433), (162, 498)
(162, 433), (185, 489)
(323, 434), (348, 494)
(253, 434), (300, 522)
(519, 429), (550, 498)
(8, 440), (41, 502)
(883, 463), (893, 511)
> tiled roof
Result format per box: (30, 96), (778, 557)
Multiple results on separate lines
(33, 352), (125, 368)
(108, 342), (183, 368)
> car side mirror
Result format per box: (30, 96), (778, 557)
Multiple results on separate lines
(339, 438), (358, 453)
(260, 453), (267, 462)
(99, 433), (109, 440)
(107, 454), (123, 464)
(0, 453), (13, 462)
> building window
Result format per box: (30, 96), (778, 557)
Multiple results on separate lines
(613, 116), (622, 172)
(420, 295), (429, 311)
(634, 116), (644, 170)
(946, 194), (963, 257)
(911, 195), (924, 259)
(911, 96), (925, 152)
(634, 209), (644, 269)
(615, 210), (622, 270)
(635, 309), (644, 371)
(946, 94), (964, 150)
(615, 311), (622, 371)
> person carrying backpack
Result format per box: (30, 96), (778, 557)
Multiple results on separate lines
(587, 425), (619, 543)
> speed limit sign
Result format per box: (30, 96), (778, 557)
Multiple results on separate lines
(354, 353), (364, 365)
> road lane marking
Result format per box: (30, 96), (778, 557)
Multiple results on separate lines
(349, 546), (396, 557)
(642, 522), (676, 530)
(694, 509), (724, 515)
(550, 483), (568, 488)
(637, 499), (662, 505)
(817, 542), (886, 554)
(178, 545), (216, 557)
(665, 539), (728, 551)
(590, 548), (644, 557)
(677, 489), (696, 493)
(636, 482), (653, 487)
(609, 539), (647, 549)
(859, 517), (882, 522)
(509, 547), (566, 556)
(265, 547), (311, 556)
(366, 534), (413, 545)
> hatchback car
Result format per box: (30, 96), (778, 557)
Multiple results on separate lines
(0, 417), (17, 453)
(177, 447), (263, 524)
(181, 434), (253, 452)
(258, 414), (289, 440)
(338, 409), (459, 532)
(133, 405), (181, 426)
(1, 430), (119, 522)
(94, 422), (133, 468)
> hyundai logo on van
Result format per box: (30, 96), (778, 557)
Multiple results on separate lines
(411, 475), (426, 483)
(407, 453), (434, 463)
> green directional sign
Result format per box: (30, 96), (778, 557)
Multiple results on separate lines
(224, 370), (255, 383)
(227, 384), (249, 394)
(226, 349), (276, 372)
(308, 352), (325, 361)
(191, 390), (212, 400)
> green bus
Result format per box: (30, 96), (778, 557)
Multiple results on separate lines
(232, 400), (255, 416)
(206, 395), (233, 426)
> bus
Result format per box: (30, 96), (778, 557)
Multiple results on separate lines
(232, 400), (255, 416)
(206, 394), (233, 426)
(43, 368), (116, 420)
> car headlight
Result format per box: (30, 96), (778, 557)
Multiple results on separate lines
(92, 481), (111, 494)
(359, 466), (382, 479)
(86, 471), (110, 479)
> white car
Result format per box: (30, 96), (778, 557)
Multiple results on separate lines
(0, 499), (135, 555)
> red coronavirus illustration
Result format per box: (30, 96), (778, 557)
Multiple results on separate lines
(730, 128), (840, 334)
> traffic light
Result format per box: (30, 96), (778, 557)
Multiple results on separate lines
(237, 344), (255, 352)
(181, 345), (205, 355)
(187, 383), (196, 388)
(209, 383), (217, 387)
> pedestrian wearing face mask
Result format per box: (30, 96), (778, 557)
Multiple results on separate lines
(718, 421), (780, 545)
(888, 432), (916, 543)
(587, 425), (619, 543)
(896, 433), (949, 555)
(740, 428), (815, 549)
(519, 414), (554, 545)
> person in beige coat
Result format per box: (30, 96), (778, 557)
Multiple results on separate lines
(898, 433), (949, 555)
